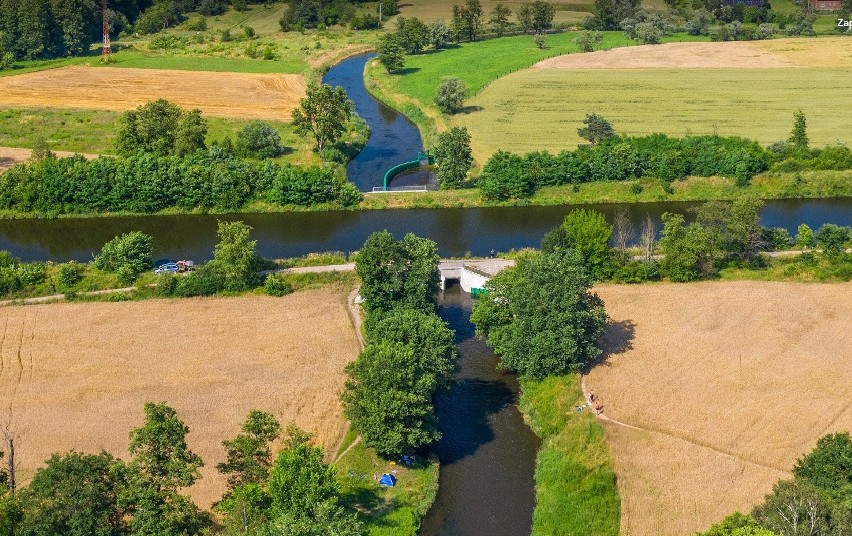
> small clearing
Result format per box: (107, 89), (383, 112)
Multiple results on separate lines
(0, 290), (360, 508)
(0, 66), (306, 121)
(587, 281), (852, 535)
(535, 41), (798, 69)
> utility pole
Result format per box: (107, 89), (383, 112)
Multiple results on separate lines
(102, 0), (112, 60)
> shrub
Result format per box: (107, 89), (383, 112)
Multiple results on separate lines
(156, 273), (178, 296)
(174, 266), (224, 297)
(184, 17), (208, 31)
(434, 78), (468, 115)
(236, 121), (285, 159)
(478, 151), (534, 201)
(93, 232), (153, 282)
(264, 275), (293, 297)
(57, 262), (83, 287)
(16, 262), (46, 287)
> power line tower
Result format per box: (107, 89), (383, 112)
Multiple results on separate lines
(102, 0), (112, 60)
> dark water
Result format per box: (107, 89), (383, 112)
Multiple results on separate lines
(2, 198), (850, 263)
(420, 284), (540, 536)
(323, 53), (432, 191)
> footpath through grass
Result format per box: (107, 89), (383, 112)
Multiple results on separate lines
(520, 374), (620, 536)
(334, 429), (439, 536)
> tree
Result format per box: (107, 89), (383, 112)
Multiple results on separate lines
(292, 83), (354, 152)
(342, 341), (441, 457)
(428, 20), (451, 49)
(265, 499), (364, 536)
(433, 126), (473, 189)
(93, 231), (153, 283)
(697, 512), (775, 536)
(816, 224), (849, 258)
(267, 425), (338, 517)
(788, 109), (809, 150)
(471, 249), (608, 378)
(752, 479), (836, 536)
(364, 307), (458, 391)
(725, 198), (765, 261)
(217, 411), (282, 490)
(235, 121), (284, 158)
(525, 0), (556, 34)
(793, 432), (852, 501)
(489, 3), (512, 37)
(478, 150), (534, 201)
(592, 0), (642, 30)
(125, 402), (208, 536)
(451, 0), (483, 41)
(376, 34), (405, 73)
(575, 30), (603, 52)
(796, 223), (816, 250)
(434, 77), (468, 114)
(396, 16), (429, 54)
(355, 231), (440, 314)
(517, 3), (534, 32)
(15, 452), (129, 536)
(211, 220), (260, 291)
(558, 209), (615, 280)
(116, 99), (207, 157)
(659, 212), (711, 281)
(577, 113), (615, 144)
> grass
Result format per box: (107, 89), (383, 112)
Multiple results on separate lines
(275, 251), (350, 268)
(335, 430), (440, 536)
(0, 107), (318, 165)
(719, 252), (852, 282)
(456, 66), (852, 161)
(519, 374), (620, 536)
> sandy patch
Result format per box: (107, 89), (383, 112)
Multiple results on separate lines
(0, 66), (306, 121)
(535, 41), (799, 69)
(0, 290), (360, 507)
(587, 281), (852, 535)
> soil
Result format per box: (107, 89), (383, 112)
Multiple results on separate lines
(0, 66), (306, 121)
(535, 41), (799, 69)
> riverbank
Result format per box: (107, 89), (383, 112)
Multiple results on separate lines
(519, 374), (620, 535)
(0, 170), (849, 220)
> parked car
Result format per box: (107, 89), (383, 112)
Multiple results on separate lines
(154, 262), (179, 274)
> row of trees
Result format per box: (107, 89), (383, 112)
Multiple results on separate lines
(0, 403), (363, 535)
(699, 432), (852, 535)
(279, 0), (393, 31)
(343, 232), (459, 458)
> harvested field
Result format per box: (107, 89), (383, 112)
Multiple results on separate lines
(0, 146), (98, 172)
(0, 66), (306, 121)
(586, 281), (852, 535)
(753, 36), (852, 68)
(0, 290), (360, 507)
(534, 41), (798, 69)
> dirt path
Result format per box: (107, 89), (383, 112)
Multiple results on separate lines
(579, 374), (790, 474)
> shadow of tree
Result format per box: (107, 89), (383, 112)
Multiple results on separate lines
(586, 319), (636, 372)
(394, 67), (421, 75)
(459, 105), (483, 114)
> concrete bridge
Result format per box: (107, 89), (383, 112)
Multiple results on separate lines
(438, 259), (515, 293)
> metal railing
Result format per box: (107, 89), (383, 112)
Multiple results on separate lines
(370, 185), (429, 193)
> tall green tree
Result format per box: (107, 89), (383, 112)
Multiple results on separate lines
(291, 83), (354, 152)
(15, 452), (129, 536)
(267, 426), (338, 517)
(816, 224), (849, 259)
(489, 3), (512, 36)
(173, 109), (207, 157)
(428, 20), (451, 49)
(376, 33), (405, 73)
(788, 109), (809, 150)
(592, 0), (641, 29)
(15, 0), (53, 60)
(558, 208), (615, 280)
(525, 0), (555, 34)
(342, 341), (442, 457)
(793, 432), (852, 503)
(50, 0), (96, 57)
(433, 126), (473, 189)
(93, 231), (153, 283)
(217, 411), (281, 491)
(125, 402), (208, 536)
(355, 231), (440, 314)
(752, 479), (836, 536)
(577, 113), (615, 144)
(211, 220), (260, 291)
(434, 77), (468, 115)
(697, 513), (775, 536)
(395, 16), (429, 54)
(471, 249), (608, 378)
(116, 99), (207, 157)
(659, 212), (711, 281)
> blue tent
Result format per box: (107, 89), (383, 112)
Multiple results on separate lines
(379, 473), (397, 488)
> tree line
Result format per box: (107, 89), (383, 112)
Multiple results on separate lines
(0, 403), (365, 535)
(698, 432), (852, 535)
(343, 231), (459, 458)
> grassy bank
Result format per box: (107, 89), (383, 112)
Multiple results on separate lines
(334, 429), (440, 535)
(519, 374), (620, 536)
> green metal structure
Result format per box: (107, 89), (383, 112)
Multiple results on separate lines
(382, 151), (434, 190)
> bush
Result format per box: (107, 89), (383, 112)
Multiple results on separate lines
(57, 262), (83, 287)
(183, 17), (208, 31)
(16, 262), (46, 287)
(156, 273), (178, 296)
(264, 275), (293, 297)
(434, 78), (468, 115)
(236, 121), (285, 159)
(93, 232), (153, 282)
(174, 266), (224, 297)
(478, 151), (534, 201)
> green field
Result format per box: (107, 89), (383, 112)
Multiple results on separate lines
(0, 107), (318, 164)
(454, 67), (852, 161)
(519, 374), (620, 536)
(396, 0), (595, 24)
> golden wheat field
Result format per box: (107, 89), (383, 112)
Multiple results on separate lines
(0, 66), (306, 121)
(587, 281), (852, 535)
(0, 290), (360, 507)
